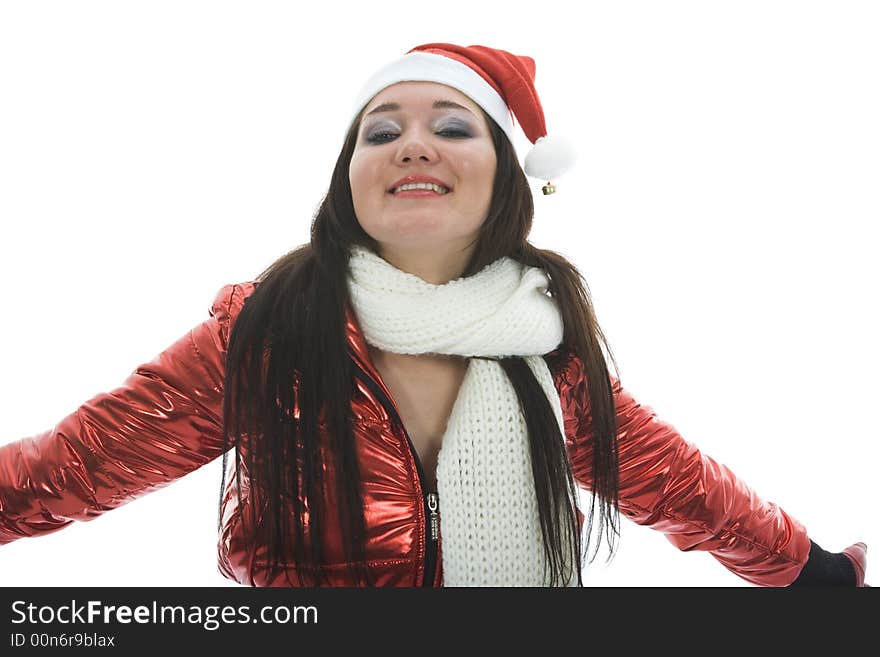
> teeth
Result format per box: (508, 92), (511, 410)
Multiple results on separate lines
(392, 182), (449, 194)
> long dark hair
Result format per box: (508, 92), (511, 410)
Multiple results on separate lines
(217, 103), (622, 586)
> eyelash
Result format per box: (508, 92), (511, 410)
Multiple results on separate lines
(366, 128), (470, 144)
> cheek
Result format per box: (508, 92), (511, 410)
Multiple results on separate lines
(456, 147), (496, 189)
(349, 153), (378, 203)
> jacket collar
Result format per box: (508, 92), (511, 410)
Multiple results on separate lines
(345, 299), (395, 398)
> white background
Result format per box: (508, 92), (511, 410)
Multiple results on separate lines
(0, 1), (876, 587)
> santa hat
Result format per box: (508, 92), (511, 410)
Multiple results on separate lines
(349, 42), (576, 195)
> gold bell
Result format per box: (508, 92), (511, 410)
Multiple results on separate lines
(542, 181), (556, 195)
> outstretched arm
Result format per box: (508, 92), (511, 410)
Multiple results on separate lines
(547, 347), (812, 587)
(0, 283), (243, 545)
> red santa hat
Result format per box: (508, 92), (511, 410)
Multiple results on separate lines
(349, 42), (576, 195)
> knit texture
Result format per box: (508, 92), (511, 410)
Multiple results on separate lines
(346, 244), (581, 586)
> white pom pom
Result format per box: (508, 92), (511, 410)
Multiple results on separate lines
(523, 134), (577, 181)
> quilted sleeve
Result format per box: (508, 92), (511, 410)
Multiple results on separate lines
(546, 347), (811, 587)
(0, 283), (248, 545)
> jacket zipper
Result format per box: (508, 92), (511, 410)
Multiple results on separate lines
(351, 359), (439, 587)
(427, 492), (439, 541)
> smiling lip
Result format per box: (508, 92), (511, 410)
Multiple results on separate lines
(389, 189), (453, 199)
(388, 175), (452, 193)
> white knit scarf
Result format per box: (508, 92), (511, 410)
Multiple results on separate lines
(346, 244), (581, 586)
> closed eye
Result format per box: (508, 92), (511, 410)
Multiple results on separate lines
(366, 129), (470, 144)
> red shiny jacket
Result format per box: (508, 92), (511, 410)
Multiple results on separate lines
(0, 282), (811, 586)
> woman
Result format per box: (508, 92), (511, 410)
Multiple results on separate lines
(0, 42), (868, 587)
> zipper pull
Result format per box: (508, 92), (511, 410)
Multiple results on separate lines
(427, 492), (439, 541)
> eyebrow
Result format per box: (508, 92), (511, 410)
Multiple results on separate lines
(364, 99), (474, 117)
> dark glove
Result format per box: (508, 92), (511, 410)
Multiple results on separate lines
(788, 540), (869, 587)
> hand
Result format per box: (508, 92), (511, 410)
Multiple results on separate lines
(841, 542), (870, 587)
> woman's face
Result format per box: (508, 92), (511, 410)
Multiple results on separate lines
(349, 81), (497, 261)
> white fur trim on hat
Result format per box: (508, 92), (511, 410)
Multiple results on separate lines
(348, 51), (515, 144)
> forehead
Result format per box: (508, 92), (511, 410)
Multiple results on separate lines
(363, 81), (481, 115)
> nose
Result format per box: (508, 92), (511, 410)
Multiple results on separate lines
(397, 131), (437, 164)
(401, 152), (430, 163)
